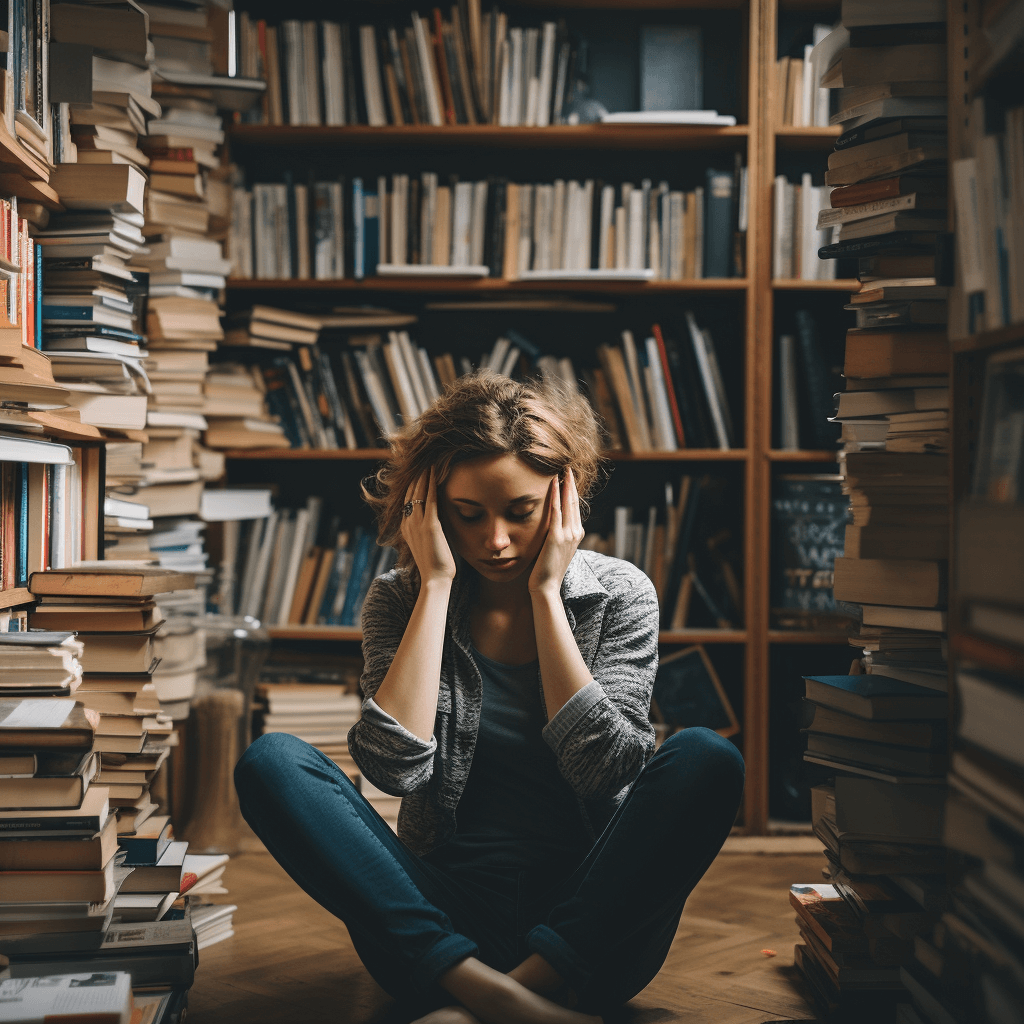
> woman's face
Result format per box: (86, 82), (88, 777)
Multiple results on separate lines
(441, 454), (554, 586)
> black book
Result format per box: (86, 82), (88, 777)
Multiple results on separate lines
(408, 177), (421, 264)
(377, 29), (397, 125)
(386, 25), (413, 124)
(793, 309), (841, 451)
(704, 167), (735, 279)
(590, 178), (604, 271)
(340, 174), (354, 280)
(731, 151), (745, 277)
(834, 116), (947, 151)
(663, 474), (704, 628)
(43, 326), (144, 342)
(818, 232), (942, 260)
(316, 348), (355, 448)
(277, 25), (290, 125)
(340, 23), (360, 126)
(316, 22), (329, 129)
(261, 360), (307, 448)
(664, 329), (715, 448)
(443, 24), (467, 124)
(338, 348), (382, 447)
(847, 23), (946, 47)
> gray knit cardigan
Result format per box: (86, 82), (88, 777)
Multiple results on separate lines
(348, 548), (659, 857)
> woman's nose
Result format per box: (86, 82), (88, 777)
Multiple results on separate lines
(484, 520), (510, 552)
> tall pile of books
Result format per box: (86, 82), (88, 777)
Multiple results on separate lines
(230, 165), (746, 282)
(792, 1), (953, 1019)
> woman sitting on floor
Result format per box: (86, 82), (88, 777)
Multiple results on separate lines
(235, 372), (745, 1024)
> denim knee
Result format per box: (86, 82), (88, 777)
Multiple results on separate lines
(658, 727), (745, 795)
(234, 731), (310, 800)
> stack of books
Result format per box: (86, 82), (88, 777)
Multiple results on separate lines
(26, 567), (196, 840)
(202, 363), (289, 450)
(579, 475), (742, 631)
(938, 345), (1024, 1017)
(231, 165), (746, 282)
(795, 673), (949, 1018)
(792, 2), (954, 1019)
(255, 683), (362, 783)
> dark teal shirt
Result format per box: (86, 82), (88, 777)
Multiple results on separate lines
(428, 644), (592, 873)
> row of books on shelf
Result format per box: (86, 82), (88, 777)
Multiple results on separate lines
(229, 166), (746, 282)
(237, 7), (716, 130)
(774, 25), (832, 129)
(207, 308), (737, 453)
(772, 174), (836, 282)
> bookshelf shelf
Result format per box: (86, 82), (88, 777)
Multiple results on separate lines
(951, 321), (1024, 354)
(223, 448), (750, 462)
(0, 587), (33, 611)
(774, 126), (841, 150)
(772, 279), (860, 291)
(767, 629), (849, 645)
(767, 450), (838, 462)
(224, 278), (750, 294)
(0, 122), (50, 183)
(264, 625), (747, 644)
(227, 123), (750, 151)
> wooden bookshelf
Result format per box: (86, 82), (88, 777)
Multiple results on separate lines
(225, 277), (749, 294)
(772, 279), (859, 291)
(768, 450), (838, 462)
(266, 624), (748, 644)
(951, 321), (1024, 355)
(768, 629), (848, 645)
(228, 123), (749, 151)
(224, 448), (750, 462)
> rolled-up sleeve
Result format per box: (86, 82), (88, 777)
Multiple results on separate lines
(541, 566), (659, 800)
(347, 572), (438, 796)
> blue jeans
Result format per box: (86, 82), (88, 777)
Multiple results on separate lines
(234, 727), (744, 1016)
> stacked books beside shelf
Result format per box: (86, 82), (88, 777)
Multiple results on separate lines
(775, 23), (833, 129)
(580, 475), (742, 632)
(940, 344), (1024, 1022)
(205, 306), (737, 454)
(229, 164), (746, 282)
(791, 2), (954, 1019)
(237, 8), (718, 131)
(950, 93), (1024, 336)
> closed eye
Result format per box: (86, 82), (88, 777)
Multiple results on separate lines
(455, 509), (535, 523)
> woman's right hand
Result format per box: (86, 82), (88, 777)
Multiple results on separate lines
(401, 467), (457, 584)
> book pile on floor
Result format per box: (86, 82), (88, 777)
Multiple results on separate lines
(793, 3), (953, 1020)
(231, 165), (746, 281)
(937, 344), (1024, 1018)
(255, 683), (361, 785)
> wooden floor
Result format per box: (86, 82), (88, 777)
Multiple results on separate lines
(188, 843), (823, 1023)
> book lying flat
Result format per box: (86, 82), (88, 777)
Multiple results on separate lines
(29, 566), (196, 597)
(803, 674), (948, 720)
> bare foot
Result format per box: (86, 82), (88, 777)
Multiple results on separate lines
(410, 1008), (482, 1024)
(440, 957), (602, 1024)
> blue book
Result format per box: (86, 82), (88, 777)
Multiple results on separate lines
(318, 543), (352, 625)
(42, 306), (105, 320)
(339, 532), (376, 626)
(803, 675), (948, 721)
(353, 177), (365, 279)
(16, 463), (28, 586)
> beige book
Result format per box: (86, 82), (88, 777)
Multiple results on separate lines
(433, 185), (452, 265)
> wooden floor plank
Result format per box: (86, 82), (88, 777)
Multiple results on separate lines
(188, 850), (823, 1023)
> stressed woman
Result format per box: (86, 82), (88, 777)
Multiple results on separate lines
(234, 373), (745, 1024)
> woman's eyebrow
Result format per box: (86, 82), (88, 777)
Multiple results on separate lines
(449, 494), (541, 506)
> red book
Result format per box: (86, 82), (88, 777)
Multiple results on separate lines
(652, 323), (686, 447)
(432, 9), (457, 126)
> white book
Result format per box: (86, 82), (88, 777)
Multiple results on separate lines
(778, 334), (800, 450)
(642, 505), (658, 578)
(245, 510), (279, 619)
(451, 181), (474, 266)
(598, 184), (614, 270)
(536, 22), (556, 127)
(613, 506), (630, 561)
(470, 180), (489, 267)
(488, 337), (511, 372)
(815, 186), (836, 280)
(276, 508), (310, 625)
(517, 183), (533, 276)
(800, 172), (817, 281)
(384, 335), (419, 422)
(628, 189), (645, 270)
(686, 312), (730, 450)
(523, 27), (538, 125)
(396, 330), (429, 414)
(801, 45), (814, 128)
(497, 39), (511, 126)
(645, 335), (678, 450)
(812, 24), (834, 126)
(360, 25), (388, 126)
(412, 13), (444, 126)
(282, 22), (305, 125)
(552, 179), (567, 269)
(499, 345), (520, 378)
(417, 347), (441, 402)
(508, 29), (523, 127)
(354, 348), (399, 436)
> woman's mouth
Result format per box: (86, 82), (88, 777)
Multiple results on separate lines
(480, 557), (519, 570)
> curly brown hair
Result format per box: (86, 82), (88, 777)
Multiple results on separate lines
(364, 371), (606, 564)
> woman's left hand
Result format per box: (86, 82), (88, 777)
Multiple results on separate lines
(528, 468), (585, 596)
